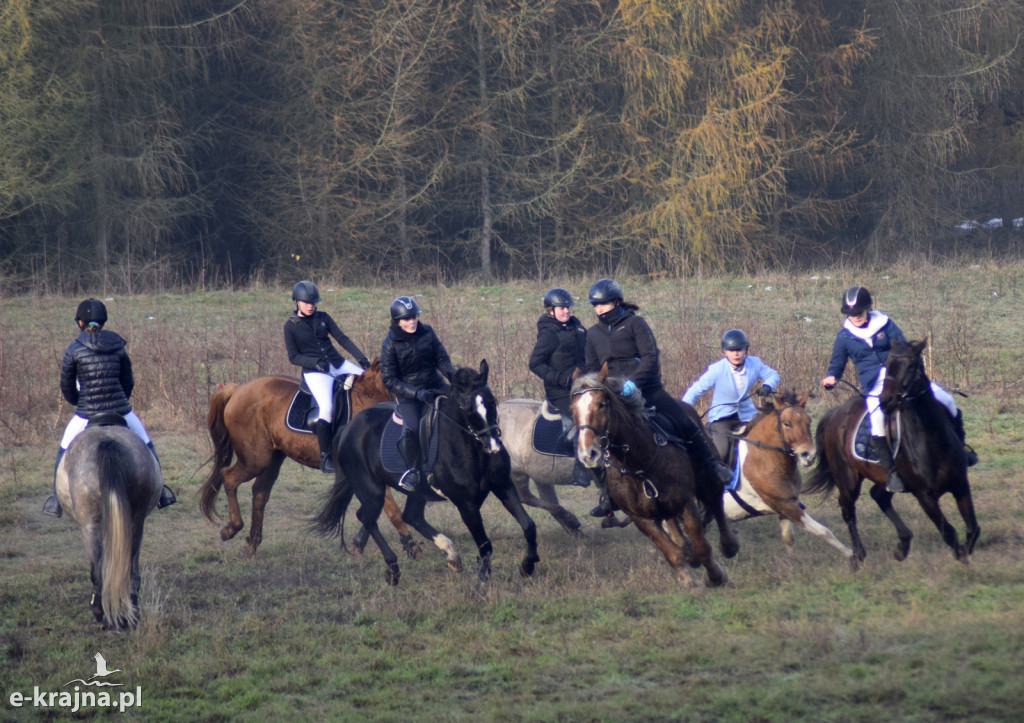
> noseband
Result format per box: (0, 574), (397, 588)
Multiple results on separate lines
(573, 386), (661, 480)
(730, 406), (798, 457)
(441, 393), (502, 449)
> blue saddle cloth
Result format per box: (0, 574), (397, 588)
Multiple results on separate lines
(285, 382), (351, 434)
(380, 411), (441, 475)
(532, 415), (574, 457)
(852, 410), (879, 463)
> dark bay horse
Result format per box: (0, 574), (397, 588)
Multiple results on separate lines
(199, 360), (422, 558)
(311, 360), (540, 585)
(571, 366), (728, 587)
(56, 422), (163, 629)
(724, 391), (853, 565)
(805, 339), (980, 563)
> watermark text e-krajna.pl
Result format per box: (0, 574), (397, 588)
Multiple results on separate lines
(9, 687), (142, 713)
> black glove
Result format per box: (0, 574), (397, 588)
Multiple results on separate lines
(415, 388), (436, 404)
(358, 357), (371, 370)
(315, 359), (329, 372)
(756, 385), (773, 397)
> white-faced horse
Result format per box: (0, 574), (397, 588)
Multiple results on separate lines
(56, 421), (163, 629)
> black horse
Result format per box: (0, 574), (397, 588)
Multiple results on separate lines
(806, 339), (980, 562)
(311, 360), (540, 585)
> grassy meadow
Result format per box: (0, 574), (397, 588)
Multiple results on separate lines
(2, 261), (1023, 721)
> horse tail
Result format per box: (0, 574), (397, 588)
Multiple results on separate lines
(199, 384), (237, 522)
(803, 410), (836, 496)
(98, 439), (139, 629)
(308, 469), (354, 544)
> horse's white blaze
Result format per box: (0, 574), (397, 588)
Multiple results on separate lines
(573, 390), (602, 467)
(474, 394), (502, 453)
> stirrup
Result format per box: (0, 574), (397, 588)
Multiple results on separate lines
(886, 471), (907, 494)
(41, 495), (63, 518)
(397, 469), (419, 493)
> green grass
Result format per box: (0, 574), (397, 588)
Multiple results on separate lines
(2, 260), (1024, 720)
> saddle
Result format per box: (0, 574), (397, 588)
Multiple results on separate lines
(531, 400), (574, 457)
(87, 412), (128, 428)
(850, 408), (902, 463)
(379, 398), (443, 476)
(285, 375), (354, 434)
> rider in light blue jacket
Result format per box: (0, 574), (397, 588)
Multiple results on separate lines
(682, 329), (780, 461)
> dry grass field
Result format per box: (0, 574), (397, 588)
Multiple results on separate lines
(2, 261), (1023, 721)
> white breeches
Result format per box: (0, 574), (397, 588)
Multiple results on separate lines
(867, 370), (958, 436)
(60, 411), (150, 449)
(304, 369), (338, 422)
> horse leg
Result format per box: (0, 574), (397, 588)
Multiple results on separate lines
(779, 518), (795, 551)
(703, 488), (740, 559)
(354, 499), (401, 585)
(911, 488), (968, 562)
(774, 500), (857, 569)
(867, 484), (914, 561)
(513, 472), (584, 539)
(219, 456), (260, 543)
(89, 562), (104, 623)
(680, 502), (727, 587)
(401, 496), (463, 572)
(630, 517), (699, 588)
(453, 502), (496, 582)
(664, 516), (699, 567)
(487, 477), (540, 577)
(953, 485), (981, 555)
(381, 490), (424, 560)
(244, 458), (284, 556)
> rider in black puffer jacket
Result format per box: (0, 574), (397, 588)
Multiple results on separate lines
(380, 296), (456, 495)
(43, 299), (176, 517)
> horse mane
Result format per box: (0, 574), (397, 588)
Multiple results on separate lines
(747, 388), (800, 428)
(572, 371), (650, 423)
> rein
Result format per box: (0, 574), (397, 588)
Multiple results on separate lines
(437, 394), (502, 448)
(728, 409), (795, 457)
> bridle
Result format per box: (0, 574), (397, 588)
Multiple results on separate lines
(439, 392), (502, 449)
(573, 385), (662, 482)
(729, 405), (799, 457)
(883, 355), (929, 410)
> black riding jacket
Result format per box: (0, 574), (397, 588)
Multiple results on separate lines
(380, 322), (456, 401)
(585, 307), (662, 394)
(528, 313), (586, 399)
(59, 329), (134, 418)
(283, 310), (367, 372)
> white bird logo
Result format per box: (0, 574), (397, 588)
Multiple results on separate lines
(91, 653), (121, 679)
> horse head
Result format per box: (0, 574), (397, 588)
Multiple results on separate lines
(447, 359), (503, 454)
(571, 368), (648, 470)
(880, 338), (929, 413)
(769, 390), (816, 467)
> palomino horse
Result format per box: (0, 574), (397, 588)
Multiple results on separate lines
(723, 390), (854, 565)
(199, 360), (422, 558)
(572, 366), (728, 587)
(497, 399), (631, 538)
(56, 420), (163, 629)
(805, 339), (980, 563)
(311, 361), (540, 585)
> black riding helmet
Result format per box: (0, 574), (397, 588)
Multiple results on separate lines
(75, 298), (107, 327)
(588, 278), (623, 305)
(543, 288), (574, 309)
(390, 296), (421, 321)
(292, 280), (321, 304)
(721, 329), (749, 351)
(841, 286), (872, 316)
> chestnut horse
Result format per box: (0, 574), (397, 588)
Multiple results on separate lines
(805, 339), (980, 563)
(572, 366), (728, 587)
(724, 390), (854, 565)
(199, 360), (422, 558)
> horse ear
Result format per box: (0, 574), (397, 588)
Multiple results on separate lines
(911, 339), (927, 355)
(796, 393), (809, 407)
(571, 368), (582, 383)
(599, 362), (609, 383)
(479, 359), (489, 385)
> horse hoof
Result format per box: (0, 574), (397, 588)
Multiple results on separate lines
(519, 558), (537, 577)
(385, 564), (400, 586)
(447, 557), (464, 573)
(220, 526), (239, 542)
(847, 556), (859, 572)
(721, 541), (740, 559)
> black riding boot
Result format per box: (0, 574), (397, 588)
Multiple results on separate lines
(41, 448), (66, 518)
(952, 411), (979, 467)
(870, 435), (906, 493)
(683, 426), (733, 486)
(146, 442), (177, 508)
(397, 432), (421, 494)
(570, 460), (592, 488)
(588, 467), (616, 517)
(315, 420), (335, 473)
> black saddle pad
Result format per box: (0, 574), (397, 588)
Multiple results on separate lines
(380, 411), (441, 475)
(285, 383), (351, 434)
(532, 415), (574, 457)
